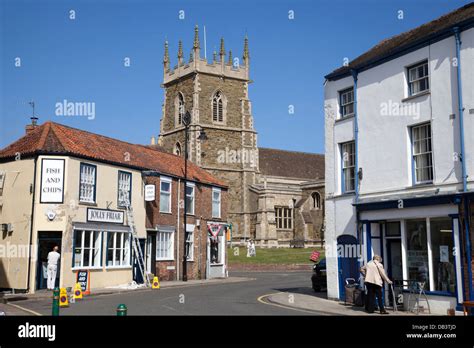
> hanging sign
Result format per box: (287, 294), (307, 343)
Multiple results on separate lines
(145, 184), (155, 201)
(40, 159), (65, 203)
(207, 223), (224, 237)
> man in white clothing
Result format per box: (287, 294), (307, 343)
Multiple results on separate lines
(47, 246), (60, 290)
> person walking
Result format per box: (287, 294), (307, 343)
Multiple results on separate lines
(360, 255), (392, 314)
(47, 246), (60, 290)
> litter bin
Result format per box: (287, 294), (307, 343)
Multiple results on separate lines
(345, 278), (364, 306)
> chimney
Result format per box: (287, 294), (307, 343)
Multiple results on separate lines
(150, 136), (156, 145)
(25, 116), (38, 134)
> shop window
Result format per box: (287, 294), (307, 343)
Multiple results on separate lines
(275, 207), (293, 230)
(107, 232), (131, 267)
(73, 230), (102, 268)
(118, 171), (132, 207)
(406, 219), (429, 285)
(156, 230), (174, 260)
(212, 188), (221, 218)
(160, 177), (172, 213)
(186, 183), (195, 215)
(79, 163), (96, 203)
(430, 218), (455, 293)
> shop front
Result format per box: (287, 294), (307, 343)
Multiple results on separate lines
(356, 195), (464, 314)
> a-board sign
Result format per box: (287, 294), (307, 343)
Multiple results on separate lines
(76, 270), (90, 295)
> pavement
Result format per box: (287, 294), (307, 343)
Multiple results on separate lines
(0, 272), (456, 316)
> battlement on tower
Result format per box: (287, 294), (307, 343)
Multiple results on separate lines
(162, 25), (250, 85)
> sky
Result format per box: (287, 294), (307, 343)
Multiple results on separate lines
(0, 0), (471, 154)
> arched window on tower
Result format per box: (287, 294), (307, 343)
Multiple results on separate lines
(312, 192), (322, 210)
(176, 93), (185, 126)
(212, 91), (224, 123)
(174, 142), (182, 156)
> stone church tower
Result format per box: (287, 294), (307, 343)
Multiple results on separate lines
(157, 26), (258, 241)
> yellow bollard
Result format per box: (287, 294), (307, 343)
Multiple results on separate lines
(59, 287), (69, 307)
(152, 276), (160, 289)
(73, 283), (83, 300)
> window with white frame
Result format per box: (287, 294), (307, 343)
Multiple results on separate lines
(212, 91), (224, 123)
(341, 141), (355, 192)
(177, 93), (185, 126)
(156, 230), (174, 260)
(160, 177), (172, 213)
(106, 232), (131, 267)
(339, 87), (354, 118)
(408, 61), (429, 96)
(212, 188), (221, 218)
(186, 183), (195, 215)
(118, 171), (132, 206)
(275, 207), (293, 230)
(411, 123), (433, 184)
(79, 163), (96, 203)
(73, 230), (102, 268)
(185, 229), (194, 261)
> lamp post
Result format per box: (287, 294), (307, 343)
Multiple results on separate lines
(182, 111), (207, 281)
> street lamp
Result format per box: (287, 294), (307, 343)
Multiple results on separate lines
(182, 111), (207, 281)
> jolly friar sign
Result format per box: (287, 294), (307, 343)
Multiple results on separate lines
(40, 159), (65, 203)
(87, 208), (124, 224)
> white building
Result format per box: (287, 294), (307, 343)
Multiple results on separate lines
(324, 3), (474, 314)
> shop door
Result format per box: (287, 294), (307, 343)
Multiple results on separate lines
(146, 232), (156, 276)
(133, 238), (146, 284)
(36, 232), (62, 290)
(337, 234), (359, 301)
(386, 239), (402, 307)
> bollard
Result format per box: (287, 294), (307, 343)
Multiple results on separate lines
(116, 304), (127, 316)
(52, 287), (60, 316)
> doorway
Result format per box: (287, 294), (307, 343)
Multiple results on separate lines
(146, 231), (156, 276)
(132, 238), (146, 284)
(337, 234), (359, 301)
(36, 232), (62, 290)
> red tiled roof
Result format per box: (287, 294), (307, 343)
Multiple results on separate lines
(0, 122), (227, 187)
(325, 2), (474, 80)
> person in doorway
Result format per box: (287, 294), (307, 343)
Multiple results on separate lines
(360, 254), (392, 314)
(47, 246), (60, 290)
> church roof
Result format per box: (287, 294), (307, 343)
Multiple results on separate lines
(325, 2), (474, 81)
(0, 122), (227, 187)
(258, 147), (324, 180)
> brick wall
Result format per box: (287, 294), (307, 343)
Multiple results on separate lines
(145, 175), (227, 281)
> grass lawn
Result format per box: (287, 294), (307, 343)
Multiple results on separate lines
(228, 247), (325, 265)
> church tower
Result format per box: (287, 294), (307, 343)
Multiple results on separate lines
(158, 26), (258, 241)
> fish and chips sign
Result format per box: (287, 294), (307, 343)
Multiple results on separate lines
(87, 208), (124, 224)
(40, 159), (65, 203)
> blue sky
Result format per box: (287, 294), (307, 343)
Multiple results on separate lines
(0, 0), (471, 154)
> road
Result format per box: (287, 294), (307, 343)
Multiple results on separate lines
(9, 271), (321, 316)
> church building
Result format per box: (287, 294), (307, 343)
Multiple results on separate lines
(156, 26), (324, 247)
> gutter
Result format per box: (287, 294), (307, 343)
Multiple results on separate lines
(26, 156), (38, 293)
(454, 26), (472, 302)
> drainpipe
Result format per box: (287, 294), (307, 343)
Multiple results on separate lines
(351, 69), (360, 203)
(454, 27), (472, 301)
(26, 156), (38, 293)
(176, 178), (181, 281)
